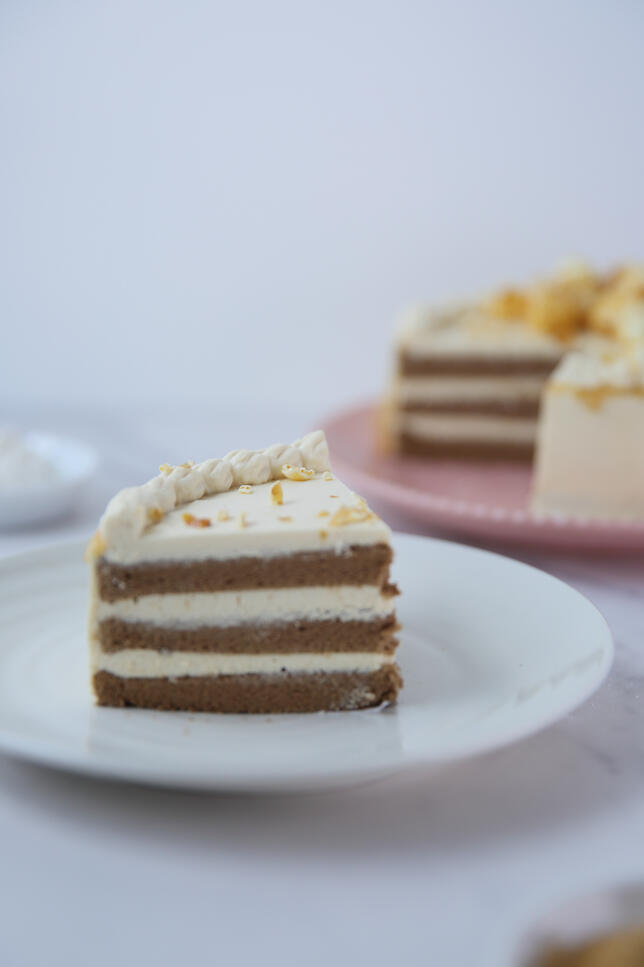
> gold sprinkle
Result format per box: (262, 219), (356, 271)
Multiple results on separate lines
(239, 484), (253, 494)
(317, 510), (330, 518)
(329, 505), (375, 527)
(237, 511), (248, 528)
(182, 512), (211, 528)
(147, 507), (163, 524)
(181, 460), (195, 469)
(217, 509), (230, 522)
(278, 515), (293, 523)
(159, 463), (173, 474)
(330, 494), (339, 498)
(319, 529), (328, 540)
(271, 482), (283, 505)
(281, 464), (314, 481)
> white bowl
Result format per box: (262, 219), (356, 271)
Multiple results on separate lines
(0, 432), (98, 530)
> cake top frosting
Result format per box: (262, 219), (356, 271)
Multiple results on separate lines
(90, 430), (334, 556)
(550, 343), (644, 391)
(98, 471), (391, 565)
(398, 260), (644, 351)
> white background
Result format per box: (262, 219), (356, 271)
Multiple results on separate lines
(2, 0), (644, 415)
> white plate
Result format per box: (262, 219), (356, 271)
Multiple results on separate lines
(0, 432), (98, 529)
(0, 535), (613, 793)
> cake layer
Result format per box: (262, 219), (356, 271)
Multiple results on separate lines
(399, 433), (534, 460)
(98, 615), (398, 653)
(395, 375), (545, 404)
(94, 648), (395, 678)
(399, 353), (559, 376)
(97, 543), (392, 602)
(93, 666), (403, 712)
(95, 585), (398, 627)
(400, 399), (540, 416)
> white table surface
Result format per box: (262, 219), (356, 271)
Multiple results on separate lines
(1, 402), (643, 967)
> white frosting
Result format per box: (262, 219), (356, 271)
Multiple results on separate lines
(394, 375), (545, 404)
(96, 585), (396, 626)
(532, 389), (644, 520)
(549, 346), (644, 390)
(103, 473), (390, 565)
(92, 649), (393, 679)
(98, 430), (330, 552)
(397, 304), (563, 360)
(399, 412), (537, 444)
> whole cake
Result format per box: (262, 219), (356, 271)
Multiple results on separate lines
(385, 261), (644, 519)
(87, 431), (401, 713)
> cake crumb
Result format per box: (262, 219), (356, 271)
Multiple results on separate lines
(182, 512), (211, 528)
(322, 471), (334, 481)
(217, 509), (230, 522)
(239, 484), (253, 494)
(237, 511), (248, 528)
(271, 482), (283, 505)
(281, 464), (314, 481)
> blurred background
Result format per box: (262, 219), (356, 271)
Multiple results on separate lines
(2, 0), (644, 421)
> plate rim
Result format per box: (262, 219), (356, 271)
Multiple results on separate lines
(0, 535), (614, 792)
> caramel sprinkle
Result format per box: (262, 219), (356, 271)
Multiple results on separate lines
(281, 464), (314, 481)
(182, 512), (211, 528)
(317, 510), (330, 518)
(329, 505), (374, 527)
(278, 516), (293, 523)
(147, 507), (164, 525)
(217, 510), (230, 522)
(271, 482), (283, 506)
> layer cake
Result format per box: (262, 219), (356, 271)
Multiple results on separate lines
(87, 431), (401, 713)
(385, 261), (644, 520)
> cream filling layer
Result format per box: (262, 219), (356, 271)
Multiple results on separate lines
(94, 650), (394, 679)
(400, 412), (537, 444)
(395, 375), (545, 404)
(96, 586), (396, 627)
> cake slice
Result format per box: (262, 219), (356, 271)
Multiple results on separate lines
(87, 431), (401, 713)
(531, 345), (644, 520)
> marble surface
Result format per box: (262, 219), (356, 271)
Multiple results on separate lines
(0, 402), (643, 967)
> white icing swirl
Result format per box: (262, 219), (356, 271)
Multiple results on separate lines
(223, 450), (272, 486)
(294, 429), (330, 472)
(96, 431), (331, 551)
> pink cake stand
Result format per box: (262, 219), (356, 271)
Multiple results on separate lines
(321, 401), (644, 551)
